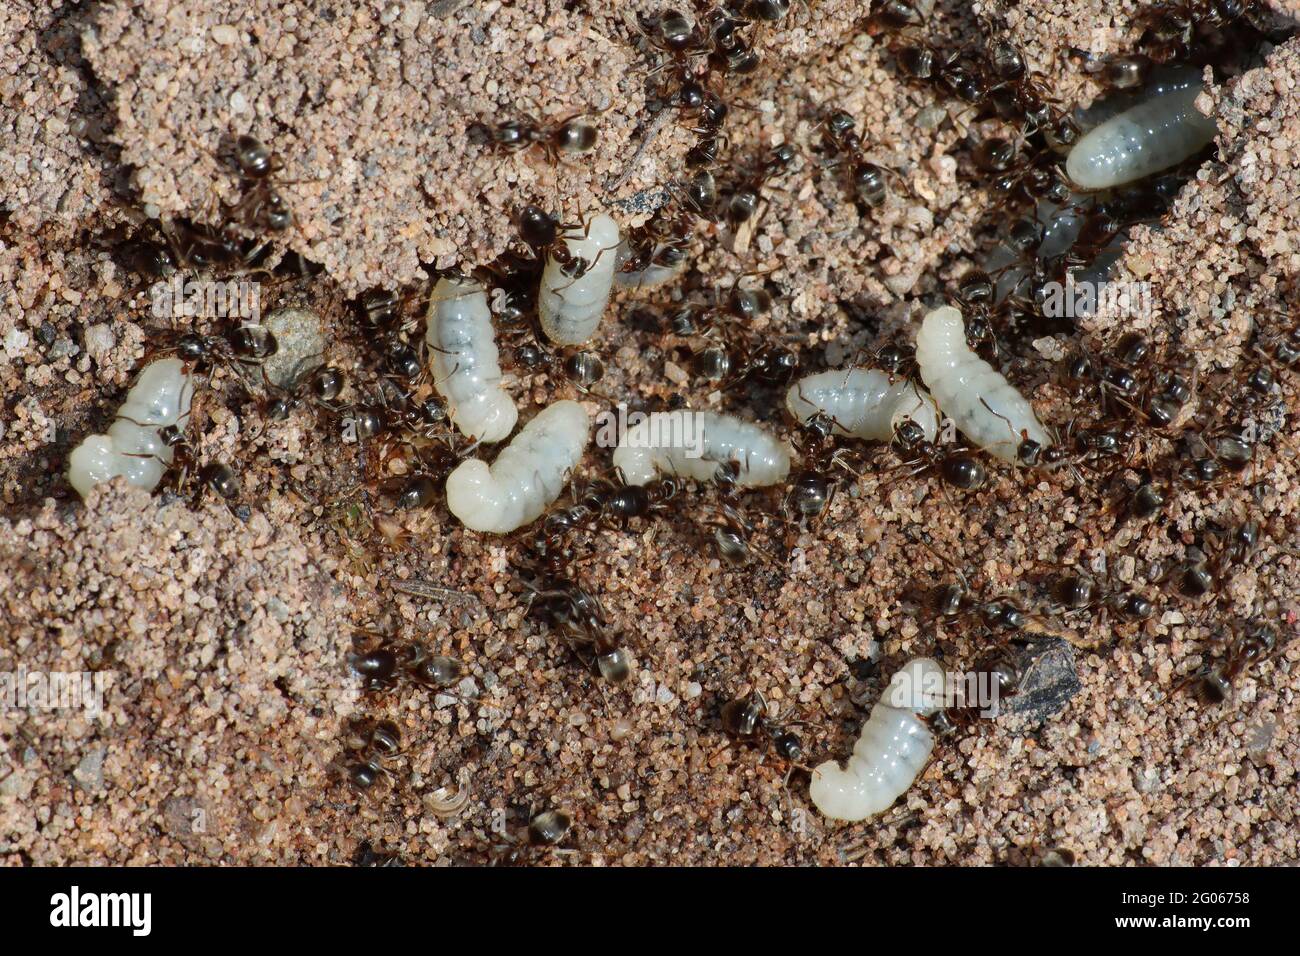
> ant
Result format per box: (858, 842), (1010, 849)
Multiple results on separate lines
(514, 205), (616, 281)
(105, 221), (178, 282)
(926, 651), (1022, 737)
(262, 359), (346, 422)
(222, 134), (294, 232)
(194, 461), (242, 512)
(618, 206), (695, 285)
(706, 460), (768, 566)
(890, 419), (989, 491)
(720, 688), (809, 767)
(467, 111), (599, 161)
(571, 471), (680, 531)
(1048, 568), (1157, 622)
(1067, 48), (1153, 91)
(1159, 520), (1259, 602)
(702, 6), (762, 75)
(911, 540), (1032, 633)
(1176, 620), (1282, 705)
(671, 274), (774, 337)
(511, 339), (607, 392)
(145, 327), (277, 393)
(347, 629), (464, 692)
(694, 337), (800, 391)
(338, 716), (406, 794)
(489, 808), (576, 866)
(671, 167), (720, 218)
(820, 109), (906, 208)
(783, 408), (864, 523)
(522, 574), (632, 682)
(717, 142), (798, 228)
(160, 217), (264, 274)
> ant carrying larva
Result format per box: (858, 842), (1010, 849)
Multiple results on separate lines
(425, 275), (519, 444)
(914, 305), (1053, 464)
(68, 358), (196, 499)
(611, 409), (792, 488)
(536, 212), (622, 347)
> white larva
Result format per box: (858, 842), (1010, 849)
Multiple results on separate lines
(914, 305), (1052, 463)
(809, 657), (947, 822)
(1065, 79), (1216, 190)
(67, 357), (194, 499)
(445, 399), (589, 534)
(538, 213), (620, 346)
(785, 369), (940, 443)
(426, 276), (518, 443)
(612, 410), (791, 488)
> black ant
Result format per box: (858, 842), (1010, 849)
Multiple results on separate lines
(511, 340), (607, 392)
(911, 541), (1032, 633)
(1048, 568), (1156, 622)
(223, 134), (294, 232)
(571, 471), (680, 530)
(618, 206), (695, 285)
(522, 574), (632, 682)
(1176, 620), (1282, 705)
(262, 359), (346, 422)
(890, 419), (989, 491)
(820, 109), (906, 208)
(338, 716), (405, 794)
(717, 142), (798, 228)
(720, 688), (809, 767)
(926, 651), (1022, 737)
(694, 337), (800, 391)
(468, 111), (599, 161)
(514, 205), (614, 281)
(783, 408), (864, 523)
(1067, 49), (1154, 91)
(489, 808), (576, 865)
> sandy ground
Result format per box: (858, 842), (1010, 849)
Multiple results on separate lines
(1, 1), (1298, 865)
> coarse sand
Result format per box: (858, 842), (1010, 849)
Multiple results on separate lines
(1, 1), (1297, 865)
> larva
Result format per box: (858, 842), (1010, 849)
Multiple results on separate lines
(67, 357), (195, 499)
(538, 213), (621, 346)
(426, 276), (518, 443)
(785, 369), (940, 443)
(445, 399), (590, 534)
(809, 657), (947, 822)
(611, 410), (791, 488)
(1065, 78), (1216, 190)
(914, 305), (1052, 463)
